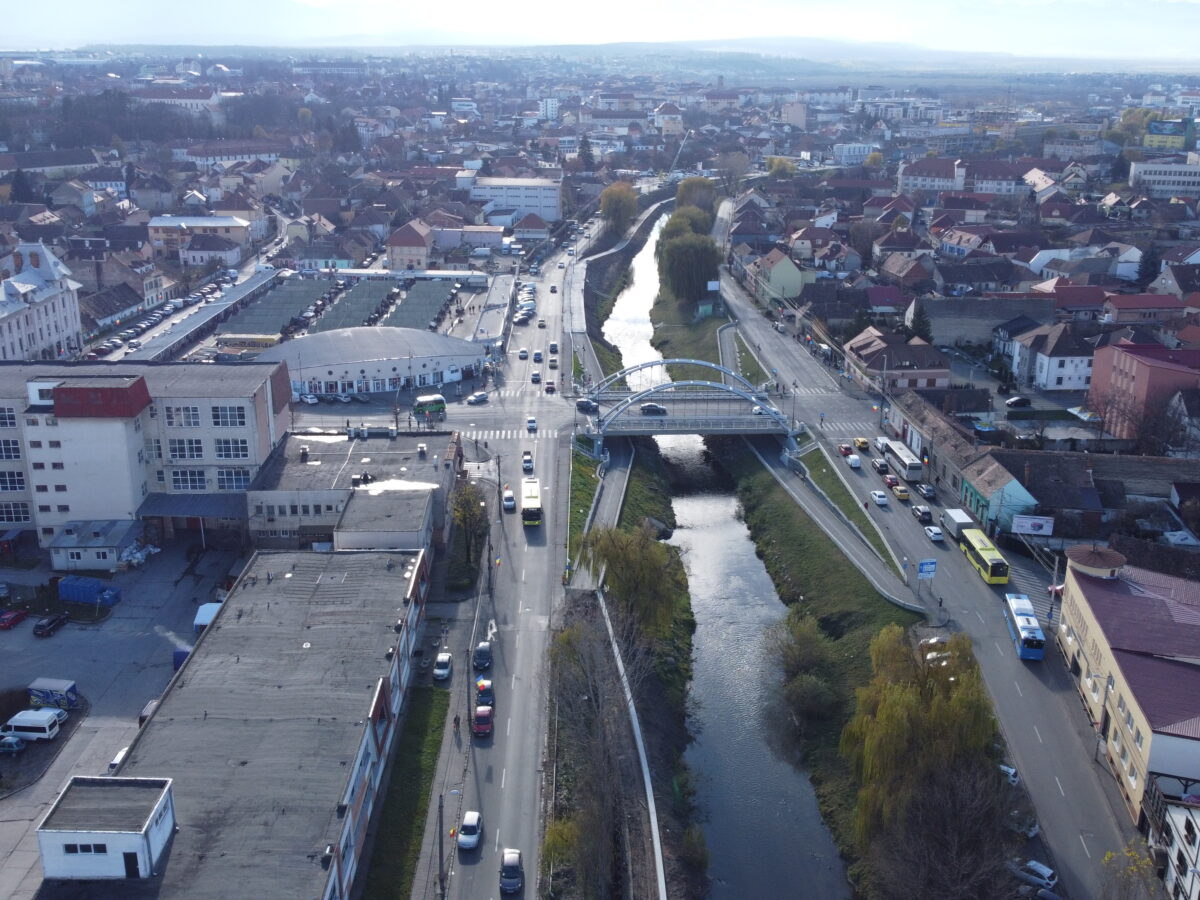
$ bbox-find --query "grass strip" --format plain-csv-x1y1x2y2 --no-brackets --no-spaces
799,446,893,568
568,449,601,561
734,333,768,385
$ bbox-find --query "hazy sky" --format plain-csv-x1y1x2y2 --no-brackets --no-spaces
6,0,1200,61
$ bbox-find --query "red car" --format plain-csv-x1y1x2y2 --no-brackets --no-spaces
0,608,27,629
882,474,900,488
471,705,494,738
837,443,853,456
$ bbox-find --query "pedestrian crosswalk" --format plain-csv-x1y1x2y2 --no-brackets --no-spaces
1005,556,1056,620
461,429,559,442
817,420,875,436
788,383,838,397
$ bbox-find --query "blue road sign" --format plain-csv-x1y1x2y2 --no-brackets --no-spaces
918,559,937,580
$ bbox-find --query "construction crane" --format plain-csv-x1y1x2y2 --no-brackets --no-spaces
667,129,693,182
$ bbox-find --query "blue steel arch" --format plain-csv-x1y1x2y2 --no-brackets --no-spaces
591,358,759,396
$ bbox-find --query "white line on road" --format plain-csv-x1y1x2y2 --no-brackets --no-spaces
501,768,506,790
506,718,511,737
1034,725,1043,744
511,673,516,690
1014,681,1023,697
1079,834,1092,858
975,610,985,624
521,568,526,582
1055,776,1065,797
995,641,1004,655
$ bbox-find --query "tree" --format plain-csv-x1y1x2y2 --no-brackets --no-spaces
1136,243,1160,289
9,169,35,204
658,232,721,304
450,482,488,565
335,123,361,153
767,157,797,178
578,133,595,171
581,523,682,634
599,181,638,237
657,206,711,247
675,176,716,216
1098,838,1160,900
297,107,314,130
864,151,884,168
909,301,933,343
713,150,750,193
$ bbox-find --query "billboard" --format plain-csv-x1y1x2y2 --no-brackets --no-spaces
1012,515,1054,536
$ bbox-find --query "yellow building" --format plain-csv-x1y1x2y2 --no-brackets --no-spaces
1056,545,1200,826
1143,119,1193,151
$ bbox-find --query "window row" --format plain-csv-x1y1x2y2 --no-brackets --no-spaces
146,438,249,460
166,468,251,491
255,503,336,517
164,405,247,428
63,844,107,855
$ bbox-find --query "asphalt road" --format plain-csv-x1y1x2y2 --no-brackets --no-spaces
713,211,1133,898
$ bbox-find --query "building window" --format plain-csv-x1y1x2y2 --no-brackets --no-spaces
35,485,47,493
31,462,44,470
64,844,78,854
28,440,41,449
57,504,69,512
68,550,82,561
1184,818,1196,846
54,484,66,492
38,504,49,512
171,469,206,491
1134,729,1143,749
168,438,204,460
215,438,249,459
217,467,250,490
211,405,246,427
51,462,63,470
165,406,200,427
0,502,30,522
48,440,60,448
0,440,19,460
146,439,162,460
0,408,14,428
0,471,24,491
25,417,38,426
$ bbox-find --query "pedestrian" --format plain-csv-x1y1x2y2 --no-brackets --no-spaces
864,500,869,511
453,714,460,733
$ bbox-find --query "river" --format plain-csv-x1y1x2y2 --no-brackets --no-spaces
602,219,849,897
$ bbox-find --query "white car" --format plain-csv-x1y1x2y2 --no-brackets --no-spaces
334,393,353,403
457,810,483,850
999,764,1020,786
526,417,537,432
299,393,319,405
924,525,944,541
1006,859,1057,891
466,391,488,405
502,489,516,511
432,652,452,681
869,490,889,506
557,261,565,268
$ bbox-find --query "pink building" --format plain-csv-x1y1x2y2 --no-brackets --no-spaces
1089,344,1200,438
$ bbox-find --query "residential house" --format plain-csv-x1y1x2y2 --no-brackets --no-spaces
213,193,270,242
934,258,1031,295
871,227,926,265
844,326,951,393
813,241,861,272
182,233,242,269
79,166,128,198
386,219,434,270
147,216,251,259
0,242,83,360
878,252,935,289
78,282,147,339
1102,293,1188,325
49,180,100,218
1089,344,1200,439
992,315,1045,360
1149,264,1200,300
512,213,550,242
128,172,175,213
788,226,839,261
747,249,809,304
1011,322,1096,391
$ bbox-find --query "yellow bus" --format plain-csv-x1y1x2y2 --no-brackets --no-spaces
958,528,1010,584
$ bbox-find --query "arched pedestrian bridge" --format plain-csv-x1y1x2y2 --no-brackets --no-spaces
579,358,807,450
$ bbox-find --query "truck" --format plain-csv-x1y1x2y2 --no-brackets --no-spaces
939,508,975,541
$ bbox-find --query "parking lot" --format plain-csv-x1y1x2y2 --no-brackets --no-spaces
0,542,243,900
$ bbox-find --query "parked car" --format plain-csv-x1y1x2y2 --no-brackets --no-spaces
33,612,69,636
999,764,1020,786
0,608,28,629
870,490,889,506
473,641,493,670
0,735,26,755
1006,859,1057,891
334,393,353,404
471,705,494,737
924,526,944,541
499,848,525,893
640,402,668,415
299,394,319,405
457,811,483,850
915,482,936,500
432,652,452,681
1006,396,1032,408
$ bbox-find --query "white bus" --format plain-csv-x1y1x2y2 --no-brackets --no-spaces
885,440,924,482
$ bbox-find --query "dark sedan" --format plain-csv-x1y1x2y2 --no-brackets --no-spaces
33,611,69,636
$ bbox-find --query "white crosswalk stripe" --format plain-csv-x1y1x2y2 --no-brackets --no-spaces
821,421,874,435
1005,558,1055,619
462,429,558,441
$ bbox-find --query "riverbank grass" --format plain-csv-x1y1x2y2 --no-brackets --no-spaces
568,449,601,562
734,334,768,386
718,448,919,885
649,288,724,369
798,444,893,568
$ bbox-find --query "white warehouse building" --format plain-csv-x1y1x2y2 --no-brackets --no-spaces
456,170,563,222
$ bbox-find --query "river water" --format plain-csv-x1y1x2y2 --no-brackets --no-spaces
602,219,849,897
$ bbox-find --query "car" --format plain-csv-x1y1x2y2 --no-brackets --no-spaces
0,608,28,629
751,405,773,415
640,402,668,415
544,381,556,394
526,417,537,432
870,490,889,506
522,451,534,473
915,482,936,500
513,314,531,325
549,357,558,369
432,652,452,680
473,641,493,670
549,285,557,293
837,443,853,456
538,318,546,328
0,735,26,755
334,393,353,404
502,488,516,511
1006,396,1032,408
476,679,495,707
298,393,319,405
518,348,529,360
558,261,566,269
892,484,910,501
846,453,861,468
457,810,484,850
882,473,900,488
1007,812,1041,840
576,398,599,414
471,705,494,737
852,437,870,451
533,350,543,363
33,611,69,636
567,248,576,256
499,848,525,893
924,525,944,541
466,391,489,405
999,764,1020,786
1006,859,1057,891
549,341,559,353
911,504,932,523
870,458,890,474
531,371,541,384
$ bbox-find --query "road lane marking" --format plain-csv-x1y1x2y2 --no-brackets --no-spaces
1055,776,1065,797
507,718,511,737
511,673,516,690
1014,682,1023,697
501,768,506,789
521,568,526,582
975,611,985,623
1034,725,1043,744
995,641,1004,655
1080,835,1092,858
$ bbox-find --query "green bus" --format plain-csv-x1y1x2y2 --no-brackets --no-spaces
413,394,447,416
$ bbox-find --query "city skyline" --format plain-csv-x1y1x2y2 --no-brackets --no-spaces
6,0,1200,64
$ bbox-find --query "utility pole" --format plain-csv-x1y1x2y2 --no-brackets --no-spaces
437,792,446,897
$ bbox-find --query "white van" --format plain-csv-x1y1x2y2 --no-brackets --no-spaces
0,708,62,741
107,746,129,775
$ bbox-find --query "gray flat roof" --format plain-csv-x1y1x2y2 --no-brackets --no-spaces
40,777,170,833
114,550,421,899
250,433,442,492
256,325,480,370
337,488,432,533
0,360,281,402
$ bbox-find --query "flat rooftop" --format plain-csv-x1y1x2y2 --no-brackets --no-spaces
250,432,447,492
40,777,171,833
99,550,421,899
338,488,432,533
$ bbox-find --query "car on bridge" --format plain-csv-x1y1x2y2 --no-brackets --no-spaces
576,399,599,414
640,402,668,415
